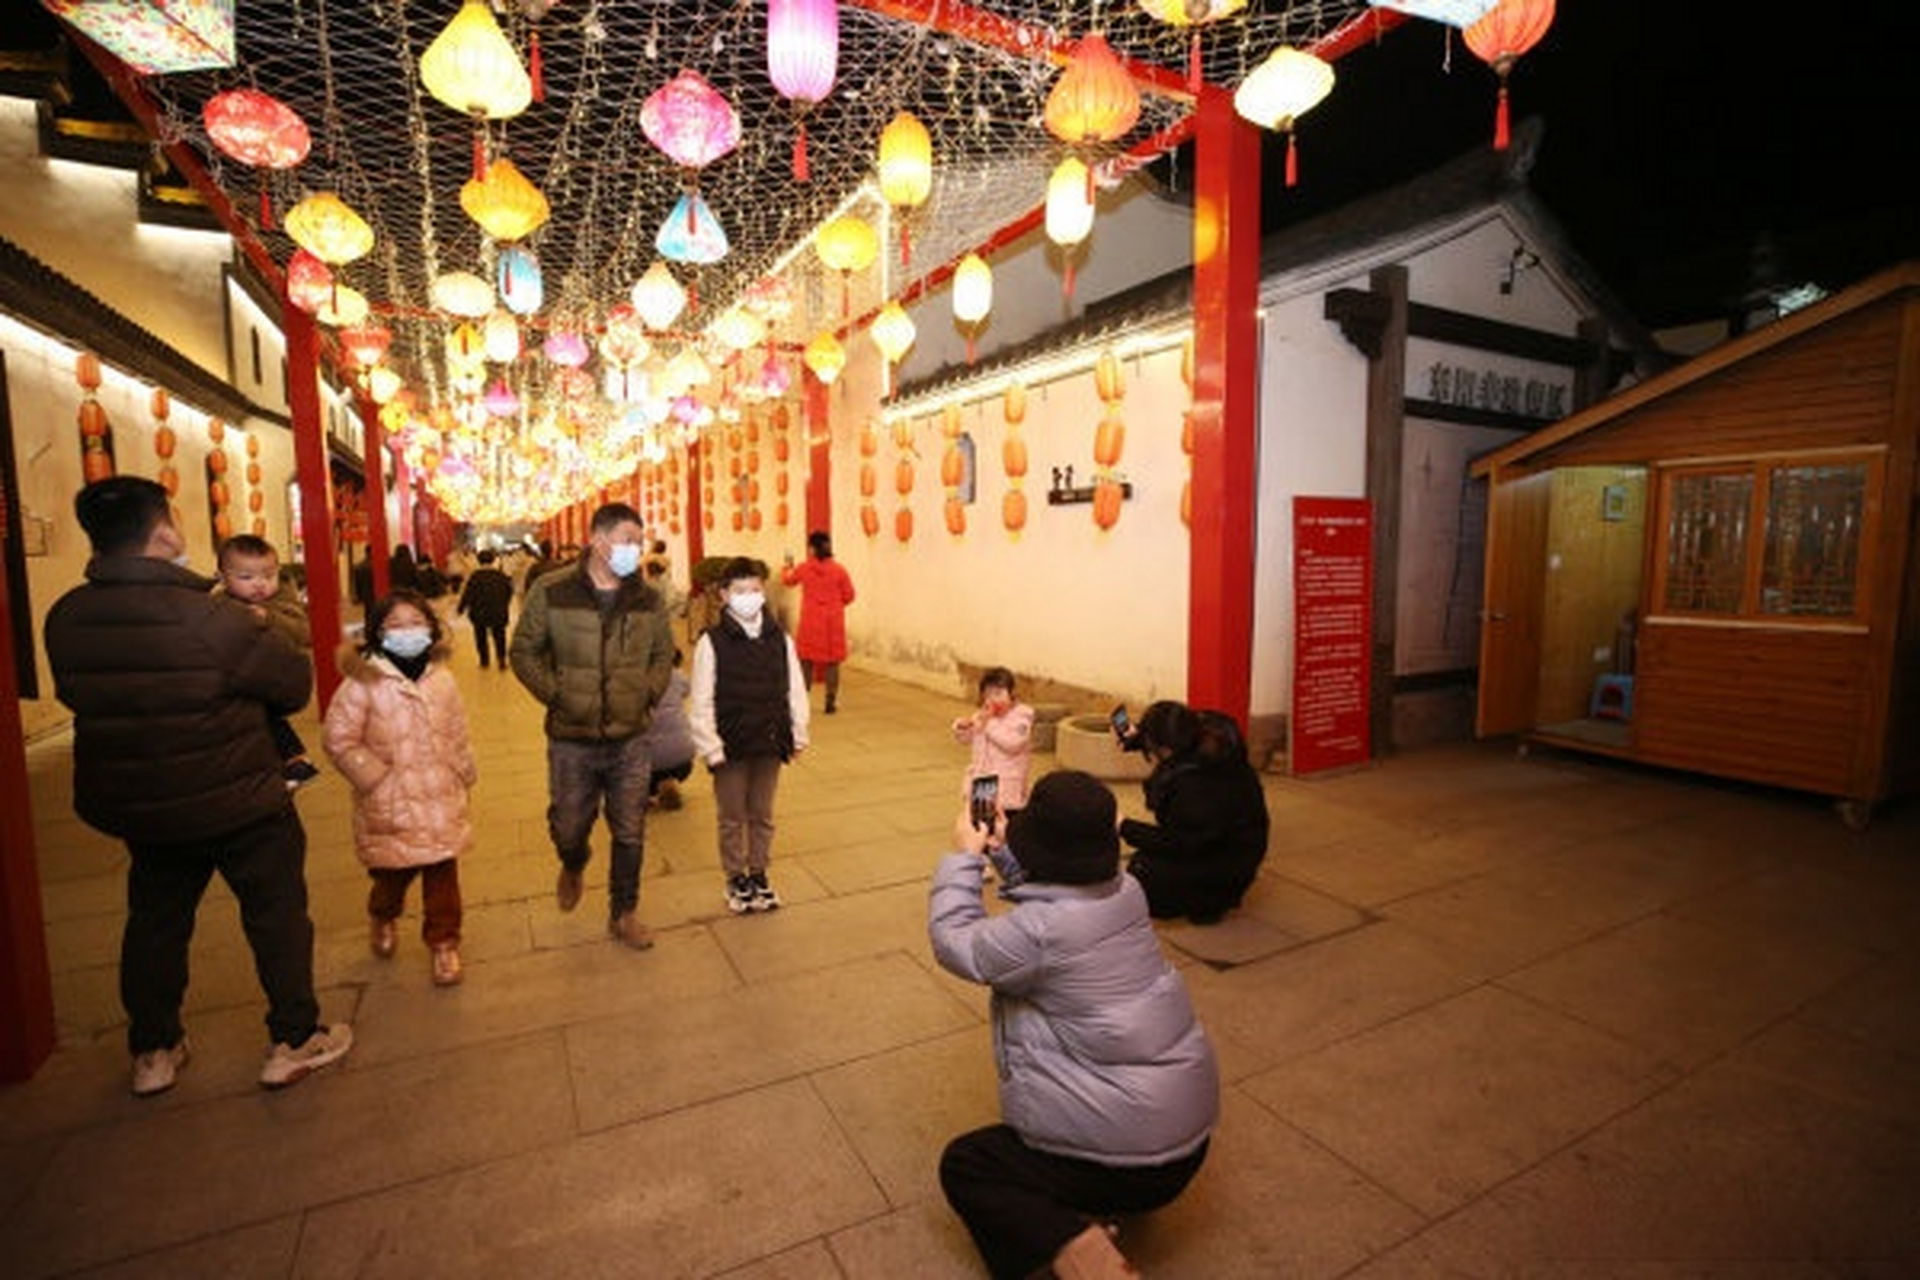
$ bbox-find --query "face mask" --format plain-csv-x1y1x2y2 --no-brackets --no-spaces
606,543,643,578
382,628,433,659
728,590,765,621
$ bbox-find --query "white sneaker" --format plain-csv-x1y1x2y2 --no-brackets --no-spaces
258,1023,354,1089
131,1039,189,1097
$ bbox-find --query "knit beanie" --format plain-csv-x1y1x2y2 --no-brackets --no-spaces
1006,770,1120,885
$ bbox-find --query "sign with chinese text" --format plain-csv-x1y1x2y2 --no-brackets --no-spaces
1291,497,1373,775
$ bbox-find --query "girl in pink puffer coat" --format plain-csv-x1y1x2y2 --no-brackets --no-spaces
323,590,477,986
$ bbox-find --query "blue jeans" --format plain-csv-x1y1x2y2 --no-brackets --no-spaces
546,735,652,916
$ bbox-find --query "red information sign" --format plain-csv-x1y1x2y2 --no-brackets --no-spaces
1291,497,1373,775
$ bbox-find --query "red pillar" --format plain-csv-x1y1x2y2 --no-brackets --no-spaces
686,437,706,566
804,376,832,539
0,524,55,1081
284,303,344,712
360,398,391,602
1186,84,1261,726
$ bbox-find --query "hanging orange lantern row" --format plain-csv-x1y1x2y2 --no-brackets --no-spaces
1003,381,1028,534
772,403,793,528
153,387,178,496
1091,348,1127,530
75,353,115,484
206,422,234,542
857,419,881,538
939,404,966,536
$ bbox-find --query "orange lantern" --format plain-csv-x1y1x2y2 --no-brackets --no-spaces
1003,432,1028,478
1463,0,1556,151
1002,488,1028,533
944,497,966,536
1094,414,1126,468
894,506,914,542
1044,34,1141,153
75,350,102,390
1093,478,1124,530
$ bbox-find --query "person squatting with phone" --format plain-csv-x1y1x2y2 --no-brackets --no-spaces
953,665,1036,817
929,769,1219,1279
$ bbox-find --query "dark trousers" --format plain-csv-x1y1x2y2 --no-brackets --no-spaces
123,809,319,1053
472,619,508,668
939,1124,1209,1280
367,859,462,947
547,735,652,916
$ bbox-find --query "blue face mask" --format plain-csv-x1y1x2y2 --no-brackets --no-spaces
607,543,643,578
382,628,433,660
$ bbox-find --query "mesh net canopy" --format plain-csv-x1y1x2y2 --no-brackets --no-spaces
118,0,1384,519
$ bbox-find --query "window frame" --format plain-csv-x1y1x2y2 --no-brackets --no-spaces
1648,447,1883,628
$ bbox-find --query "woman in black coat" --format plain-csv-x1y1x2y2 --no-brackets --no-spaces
1119,701,1271,924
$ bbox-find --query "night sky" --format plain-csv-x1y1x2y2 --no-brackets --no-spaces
1249,2,1920,326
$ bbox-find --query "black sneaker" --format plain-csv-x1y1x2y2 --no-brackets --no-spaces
748,871,781,912
284,758,322,790
725,874,755,915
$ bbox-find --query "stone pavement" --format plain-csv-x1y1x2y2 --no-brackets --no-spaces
4,620,1918,1278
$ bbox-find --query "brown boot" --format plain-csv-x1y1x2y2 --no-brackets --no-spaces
1050,1224,1138,1279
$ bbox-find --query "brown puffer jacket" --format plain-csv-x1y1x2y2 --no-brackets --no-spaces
44,555,312,843
322,647,477,868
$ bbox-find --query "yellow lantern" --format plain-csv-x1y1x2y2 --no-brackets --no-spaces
1233,46,1334,187
630,261,689,331
815,214,879,315
804,330,846,385
420,0,532,178
1045,157,1095,297
315,284,369,328
431,270,495,318
460,157,550,241
283,192,373,267
869,301,915,397
710,307,765,353
1136,0,1249,91
877,111,932,265
952,252,992,364
365,365,405,404
483,309,522,363
446,322,487,367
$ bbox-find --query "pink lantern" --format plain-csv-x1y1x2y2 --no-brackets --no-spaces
482,379,521,418
641,70,741,171
543,330,590,367
766,0,838,181
285,249,334,314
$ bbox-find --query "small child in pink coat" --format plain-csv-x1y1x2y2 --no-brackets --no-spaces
323,590,477,987
952,666,1036,814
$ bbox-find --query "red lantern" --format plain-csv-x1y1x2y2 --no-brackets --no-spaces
286,249,334,314
202,88,310,228
1463,0,1556,151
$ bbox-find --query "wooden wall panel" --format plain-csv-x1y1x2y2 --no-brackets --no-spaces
1634,622,1874,798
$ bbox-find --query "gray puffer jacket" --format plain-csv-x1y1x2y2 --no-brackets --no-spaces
928,853,1219,1166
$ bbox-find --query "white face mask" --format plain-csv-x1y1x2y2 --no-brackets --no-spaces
728,590,765,621
606,543,643,578
382,628,433,659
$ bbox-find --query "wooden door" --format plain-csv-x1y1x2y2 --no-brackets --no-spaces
1477,470,1551,736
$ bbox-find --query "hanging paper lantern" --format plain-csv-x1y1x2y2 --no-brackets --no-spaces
756,350,792,398
461,157,551,242
202,88,310,229
339,324,392,367
1463,0,1556,150
283,192,373,267
877,111,933,265
365,366,405,404
496,245,544,315
1044,34,1141,148
483,310,522,363
1136,0,1249,92
1046,158,1095,297
804,331,846,384
543,329,590,367
815,214,878,315
641,69,742,170
656,194,729,265
285,249,333,314
44,1,234,73
446,323,487,366
869,302,916,397
742,274,795,321
766,0,838,181
420,0,533,177
952,252,992,364
481,379,522,418
710,308,765,353
630,262,689,331
1233,46,1334,187
431,270,496,318
315,284,369,328
599,306,652,367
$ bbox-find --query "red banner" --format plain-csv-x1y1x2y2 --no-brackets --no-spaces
1291,497,1373,775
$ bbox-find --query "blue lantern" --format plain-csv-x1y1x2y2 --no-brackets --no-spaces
497,245,544,316
656,194,729,265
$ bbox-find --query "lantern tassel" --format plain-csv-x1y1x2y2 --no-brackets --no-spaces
793,118,810,183
1493,82,1511,151
258,178,272,232
1187,33,1202,96
1063,258,1076,300
1286,132,1299,188
966,332,976,366
530,29,545,104
901,222,911,268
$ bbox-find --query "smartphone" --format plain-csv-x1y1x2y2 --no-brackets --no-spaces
1110,705,1132,741
969,775,999,831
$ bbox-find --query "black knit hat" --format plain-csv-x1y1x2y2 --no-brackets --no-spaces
1007,770,1120,885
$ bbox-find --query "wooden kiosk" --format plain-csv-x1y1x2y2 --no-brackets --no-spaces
1471,263,1920,825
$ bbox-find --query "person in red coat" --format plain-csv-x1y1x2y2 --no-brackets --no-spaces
780,530,857,714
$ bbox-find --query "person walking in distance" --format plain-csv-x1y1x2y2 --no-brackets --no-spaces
455,547,515,669
780,529,855,713
44,477,352,1095
509,502,675,950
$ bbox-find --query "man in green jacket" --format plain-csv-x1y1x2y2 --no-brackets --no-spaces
509,502,675,949
44,477,352,1095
